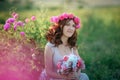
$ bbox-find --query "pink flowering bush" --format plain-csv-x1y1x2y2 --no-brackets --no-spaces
4,12,24,30
0,12,48,80
3,12,49,47
0,31,44,80
3,12,25,39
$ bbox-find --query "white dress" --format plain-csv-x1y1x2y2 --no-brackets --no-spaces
39,42,89,80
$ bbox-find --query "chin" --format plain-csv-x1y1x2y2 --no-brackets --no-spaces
64,33,73,38
66,34,73,38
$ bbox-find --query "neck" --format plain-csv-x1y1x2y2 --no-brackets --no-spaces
61,35,68,46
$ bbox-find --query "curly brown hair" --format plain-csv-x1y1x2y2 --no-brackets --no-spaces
45,18,77,48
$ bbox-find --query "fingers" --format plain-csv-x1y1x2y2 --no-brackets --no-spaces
64,68,72,72
63,68,72,74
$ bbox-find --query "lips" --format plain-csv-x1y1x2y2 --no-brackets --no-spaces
67,30,73,33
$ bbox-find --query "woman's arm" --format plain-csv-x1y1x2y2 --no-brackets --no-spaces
44,45,68,79
73,47,85,68
73,47,80,57
71,47,83,79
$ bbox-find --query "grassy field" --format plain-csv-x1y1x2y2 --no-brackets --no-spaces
0,7,120,80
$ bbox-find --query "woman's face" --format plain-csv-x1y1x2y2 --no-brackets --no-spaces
62,20,76,38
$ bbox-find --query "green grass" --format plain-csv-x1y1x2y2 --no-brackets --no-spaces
76,7,120,80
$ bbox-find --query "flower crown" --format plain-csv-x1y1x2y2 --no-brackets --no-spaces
50,13,80,29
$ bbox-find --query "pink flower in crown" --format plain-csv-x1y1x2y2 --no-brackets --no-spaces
59,15,64,20
68,13,74,18
50,16,59,23
76,24,80,29
74,17,80,24
62,13,68,19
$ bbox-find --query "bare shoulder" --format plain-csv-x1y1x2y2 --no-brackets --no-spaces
44,42,55,55
73,47,78,52
46,42,55,47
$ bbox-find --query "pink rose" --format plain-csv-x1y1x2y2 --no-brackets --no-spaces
20,32,25,36
25,18,30,23
59,15,65,20
31,16,36,21
77,59,85,69
74,17,80,24
76,24,80,29
4,23,11,31
62,13,68,19
68,13,74,18
63,56,69,61
6,18,15,24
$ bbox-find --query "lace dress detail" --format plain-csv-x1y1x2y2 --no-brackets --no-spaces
39,42,89,80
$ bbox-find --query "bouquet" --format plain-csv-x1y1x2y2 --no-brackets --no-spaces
57,54,85,75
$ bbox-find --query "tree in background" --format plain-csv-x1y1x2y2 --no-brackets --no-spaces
61,0,85,9
0,0,33,11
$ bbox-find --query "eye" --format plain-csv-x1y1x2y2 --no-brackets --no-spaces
72,24,76,27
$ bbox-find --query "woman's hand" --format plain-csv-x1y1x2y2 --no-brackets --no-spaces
69,71,79,80
62,71,79,80
60,68,75,79
67,69,81,80
61,68,81,80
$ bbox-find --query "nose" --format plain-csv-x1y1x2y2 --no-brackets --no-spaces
69,26,75,30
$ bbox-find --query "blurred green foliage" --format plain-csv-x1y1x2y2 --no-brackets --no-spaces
0,7,120,80
78,15,120,80
0,0,33,11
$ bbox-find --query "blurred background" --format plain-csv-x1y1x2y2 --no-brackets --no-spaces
0,0,120,80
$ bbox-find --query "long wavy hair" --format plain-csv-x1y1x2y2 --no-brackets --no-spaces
45,18,77,48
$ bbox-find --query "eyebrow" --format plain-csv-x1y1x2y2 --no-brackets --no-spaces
73,24,76,27
67,21,75,26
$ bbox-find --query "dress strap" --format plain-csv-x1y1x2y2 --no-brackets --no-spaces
72,48,74,54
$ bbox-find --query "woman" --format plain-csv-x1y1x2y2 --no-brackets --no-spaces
39,13,89,80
